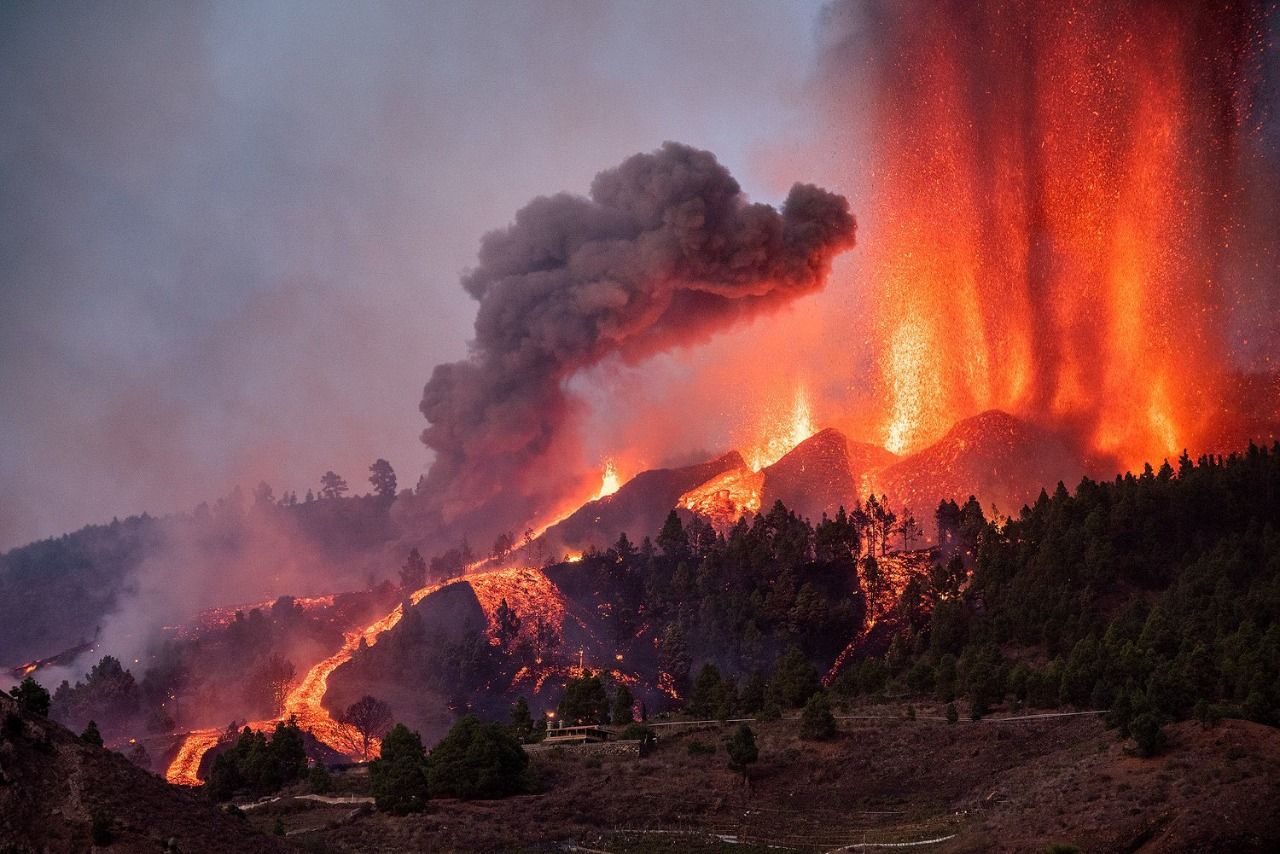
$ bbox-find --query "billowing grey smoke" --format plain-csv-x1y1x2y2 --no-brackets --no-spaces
418,142,855,538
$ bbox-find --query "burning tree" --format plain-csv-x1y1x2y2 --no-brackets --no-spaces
336,695,393,761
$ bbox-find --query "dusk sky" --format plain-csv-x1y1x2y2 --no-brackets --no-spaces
0,0,837,551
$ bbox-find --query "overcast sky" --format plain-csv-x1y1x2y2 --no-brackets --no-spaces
0,0,842,550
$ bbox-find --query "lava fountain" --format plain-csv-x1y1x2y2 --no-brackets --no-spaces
828,0,1271,467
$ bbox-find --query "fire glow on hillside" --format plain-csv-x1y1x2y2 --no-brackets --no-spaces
162,0,1279,791
848,0,1271,468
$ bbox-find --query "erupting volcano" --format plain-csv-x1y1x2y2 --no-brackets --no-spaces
109,2,1280,796
826,0,1277,468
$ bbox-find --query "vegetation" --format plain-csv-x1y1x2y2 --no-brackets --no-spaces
425,714,528,799
368,459,398,499
11,676,50,717
81,720,103,747
206,719,308,801
828,444,1280,751
52,656,139,736
557,671,611,725
799,692,837,741
400,547,428,590
725,724,758,778
370,723,430,814
337,694,394,760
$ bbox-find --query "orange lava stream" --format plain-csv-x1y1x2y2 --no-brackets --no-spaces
677,465,763,530
164,564,563,785
166,728,221,787
468,568,566,648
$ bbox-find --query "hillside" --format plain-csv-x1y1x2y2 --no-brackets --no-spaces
0,495,402,669
534,451,745,556
233,709,1280,853
0,690,288,853
872,410,1094,524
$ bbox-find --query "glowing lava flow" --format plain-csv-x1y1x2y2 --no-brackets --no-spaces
468,568,566,649
165,574,466,784
166,728,221,787
677,465,763,531
164,565,562,784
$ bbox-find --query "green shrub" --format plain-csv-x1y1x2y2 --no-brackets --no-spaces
799,692,837,741
308,764,333,794
426,714,528,799
12,677,51,717
687,738,715,756
725,724,758,779
1130,713,1167,757
370,724,429,814
619,723,655,745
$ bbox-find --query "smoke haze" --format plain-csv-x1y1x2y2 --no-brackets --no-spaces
0,0,829,553
418,143,854,540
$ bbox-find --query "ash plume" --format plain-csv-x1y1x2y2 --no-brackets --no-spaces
418,142,855,539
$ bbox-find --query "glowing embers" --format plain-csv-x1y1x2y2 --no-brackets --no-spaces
858,0,1254,468
884,317,944,456
745,387,816,472
677,465,763,530
467,568,567,652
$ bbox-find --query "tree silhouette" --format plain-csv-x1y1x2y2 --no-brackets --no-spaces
11,676,50,716
725,724,758,781
319,471,348,499
337,695,393,761
81,720,103,746
399,548,427,591
368,459,397,498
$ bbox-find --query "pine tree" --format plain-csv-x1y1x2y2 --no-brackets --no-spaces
799,692,837,740
510,697,534,742
81,720,103,746
11,676,50,716
369,723,429,814
725,724,758,780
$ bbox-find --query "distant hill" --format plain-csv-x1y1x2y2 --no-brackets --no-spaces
872,410,1093,522
0,495,403,667
760,427,861,522
0,689,288,852
534,451,745,556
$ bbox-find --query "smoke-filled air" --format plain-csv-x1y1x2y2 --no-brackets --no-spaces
4,3,1280,850
418,142,854,544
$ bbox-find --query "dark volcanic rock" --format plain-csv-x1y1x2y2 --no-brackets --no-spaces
760,428,860,522
874,410,1092,524
537,451,745,553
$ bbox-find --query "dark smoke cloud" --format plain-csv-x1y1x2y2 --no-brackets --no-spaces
418,142,854,537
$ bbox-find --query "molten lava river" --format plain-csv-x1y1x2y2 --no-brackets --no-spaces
166,565,565,785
